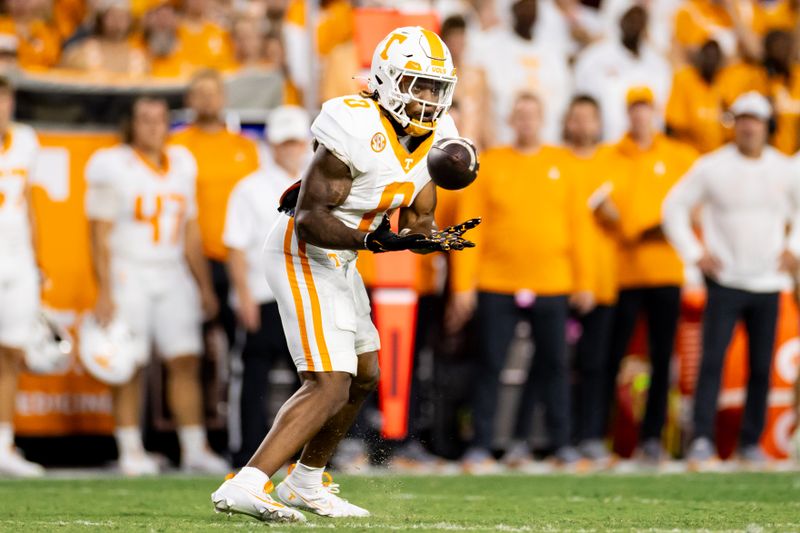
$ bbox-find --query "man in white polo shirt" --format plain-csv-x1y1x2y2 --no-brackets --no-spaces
223,105,311,466
662,92,800,470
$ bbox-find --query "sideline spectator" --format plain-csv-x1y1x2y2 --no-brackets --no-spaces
177,0,236,71
451,92,593,473
171,69,261,348
598,86,697,464
472,0,572,145
223,105,309,467
0,0,60,70
561,95,618,464
666,40,730,153
663,92,800,470
60,0,147,76
574,5,671,142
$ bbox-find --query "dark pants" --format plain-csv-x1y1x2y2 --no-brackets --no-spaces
575,304,615,442
606,286,681,442
472,292,570,450
210,259,237,348
693,279,779,448
234,302,295,466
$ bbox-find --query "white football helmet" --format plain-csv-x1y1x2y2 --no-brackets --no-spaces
368,26,457,136
78,315,148,385
24,311,73,375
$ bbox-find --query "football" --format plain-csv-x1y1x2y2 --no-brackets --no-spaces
426,137,480,190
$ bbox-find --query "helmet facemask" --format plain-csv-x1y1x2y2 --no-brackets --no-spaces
376,65,456,136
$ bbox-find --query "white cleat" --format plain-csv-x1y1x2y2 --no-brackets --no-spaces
0,448,45,478
211,478,306,523
275,473,370,518
182,448,229,475
119,451,161,477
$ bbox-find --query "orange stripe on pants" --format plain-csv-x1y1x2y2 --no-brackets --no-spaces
298,240,333,372
283,218,315,371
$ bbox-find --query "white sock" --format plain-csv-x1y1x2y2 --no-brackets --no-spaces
178,425,207,459
288,462,325,489
0,423,13,452
232,466,270,493
114,426,145,457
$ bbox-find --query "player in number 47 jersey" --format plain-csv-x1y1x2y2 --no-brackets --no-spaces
212,26,478,523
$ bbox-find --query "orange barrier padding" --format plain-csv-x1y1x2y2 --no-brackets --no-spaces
373,288,418,439
353,8,440,69
14,131,117,436
612,291,799,459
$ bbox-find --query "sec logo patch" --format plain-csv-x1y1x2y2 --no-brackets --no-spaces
371,133,386,153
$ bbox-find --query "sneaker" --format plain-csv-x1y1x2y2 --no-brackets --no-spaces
330,438,370,474
0,448,45,478
119,451,160,477
212,476,306,523
578,439,610,461
461,447,503,475
388,441,441,474
553,446,592,473
686,438,719,472
738,445,770,471
275,471,369,518
182,447,229,475
501,441,534,469
638,438,665,464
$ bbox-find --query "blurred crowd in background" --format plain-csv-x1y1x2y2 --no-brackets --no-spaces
1,0,800,478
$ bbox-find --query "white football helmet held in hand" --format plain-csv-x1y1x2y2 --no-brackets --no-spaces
368,26,457,136
78,315,148,385
24,310,73,375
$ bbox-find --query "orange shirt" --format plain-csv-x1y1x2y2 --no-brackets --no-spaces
285,0,354,56
763,0,798,30
170,126,260,261
562,146,620,305
53,0,86,40
610,134,697,289
176,20,235,71
667,66,726,153
0,17,60,70
451,145,594,296
674,0,765,50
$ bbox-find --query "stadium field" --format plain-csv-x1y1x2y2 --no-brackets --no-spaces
1,473,799,532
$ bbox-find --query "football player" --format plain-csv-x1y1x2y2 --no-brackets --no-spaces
85,95,227,476
0,76,45,478
212,26,477,522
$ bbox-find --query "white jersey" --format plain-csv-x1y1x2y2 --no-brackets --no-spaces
0,123,39,267
310,94,459,232
223,158,297,305
85,144,198,264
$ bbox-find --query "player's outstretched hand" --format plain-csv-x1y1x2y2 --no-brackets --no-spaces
425,217,482,251
365,215,430,253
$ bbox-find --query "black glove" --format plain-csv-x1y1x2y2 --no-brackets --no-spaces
364,215,429,253
424,218,482,251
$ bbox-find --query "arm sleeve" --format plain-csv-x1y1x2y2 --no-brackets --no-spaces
182,148,199,220
84,151,120,221
662,158,707,265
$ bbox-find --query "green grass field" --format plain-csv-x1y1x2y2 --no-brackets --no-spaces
0,473,799,532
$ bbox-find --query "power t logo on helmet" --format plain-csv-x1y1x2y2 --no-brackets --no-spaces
369,26,458,136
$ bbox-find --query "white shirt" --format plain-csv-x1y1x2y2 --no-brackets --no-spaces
85,144,198,265
0,124,39,268
223,159,297,305
662,144,800,293
469,27,572,145
573,38,672,142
